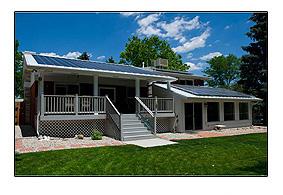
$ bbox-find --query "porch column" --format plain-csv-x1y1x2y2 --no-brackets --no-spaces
167,81,171,91
93,75,98,96
135,79,140,97
38,71,44,116
93,75,98,115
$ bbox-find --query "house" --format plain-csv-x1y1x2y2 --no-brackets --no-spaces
22,52,261,141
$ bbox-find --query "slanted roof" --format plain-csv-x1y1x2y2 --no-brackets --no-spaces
155,83,262,101
23,53,176,82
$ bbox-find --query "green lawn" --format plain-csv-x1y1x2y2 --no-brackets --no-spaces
15,133,267,176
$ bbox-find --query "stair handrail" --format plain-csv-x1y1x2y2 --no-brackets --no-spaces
105,95,120,116
135,96,156,135
135,97,154,117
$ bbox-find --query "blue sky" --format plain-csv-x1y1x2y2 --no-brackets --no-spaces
15,12,254,75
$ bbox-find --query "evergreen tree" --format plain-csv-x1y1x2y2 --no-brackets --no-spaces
106,56,116,63
238,13,267,125
119,36,188,71
77,52,90,60
15,40,23,98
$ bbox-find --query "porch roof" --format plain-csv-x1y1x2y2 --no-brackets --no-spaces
155,83,262,101
24,53,176,82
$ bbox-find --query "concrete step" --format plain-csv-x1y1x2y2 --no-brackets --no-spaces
123,120,142,125
123,130,152,136
123,134,155,141
123,126,147,131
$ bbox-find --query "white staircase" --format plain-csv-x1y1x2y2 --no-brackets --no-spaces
122,114,155,141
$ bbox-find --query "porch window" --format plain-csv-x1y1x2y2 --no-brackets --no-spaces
207,102,220,122
99,87,116,102
224,102,235,121
239,103,249,120
180,80,193,85
55,84,78,95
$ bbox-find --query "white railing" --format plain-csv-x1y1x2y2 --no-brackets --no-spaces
135,97,156,135
43,95,106,115
140,97,174,113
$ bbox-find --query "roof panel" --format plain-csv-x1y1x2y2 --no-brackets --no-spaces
172,84,254,98
31,54,164,77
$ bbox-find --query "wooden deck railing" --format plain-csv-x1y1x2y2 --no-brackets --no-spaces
42,95,106,115
139,97,174,113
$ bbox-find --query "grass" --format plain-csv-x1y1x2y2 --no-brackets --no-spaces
15,133,267,176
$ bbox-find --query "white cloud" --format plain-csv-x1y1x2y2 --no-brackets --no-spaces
120,12,139,17
137,13,160,27
224,25,232,30
63,51,82,59
199,52,222,60
39,51,83,59
185,62,206,71
97,55,106,60
186,53,193,58
208,44,212,47
172,27,211,53
214,40,220,43
39,52,60,57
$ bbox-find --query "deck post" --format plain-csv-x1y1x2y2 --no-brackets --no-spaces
75,94,79,115
120,114,124,141
41,93,44,116
94,75,98,114
135,79,140,97
154,96,157,135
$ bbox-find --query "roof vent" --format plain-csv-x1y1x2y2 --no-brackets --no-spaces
154,58,168,68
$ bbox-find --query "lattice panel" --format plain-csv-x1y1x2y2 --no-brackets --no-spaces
156,117,175,133
39,119,106,138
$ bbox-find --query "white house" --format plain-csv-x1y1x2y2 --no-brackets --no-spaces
22,52,261,141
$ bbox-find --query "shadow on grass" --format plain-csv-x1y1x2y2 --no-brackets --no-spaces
237,160,267,175
15,154,23,162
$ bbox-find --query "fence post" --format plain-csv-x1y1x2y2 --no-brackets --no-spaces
154,96,157,135
120,114,124,141
41,93,44,116
75,94,79,115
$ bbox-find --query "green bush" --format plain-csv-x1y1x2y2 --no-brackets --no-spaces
91,129,103,140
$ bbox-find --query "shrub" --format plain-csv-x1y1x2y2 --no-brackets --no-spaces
91,129,103,140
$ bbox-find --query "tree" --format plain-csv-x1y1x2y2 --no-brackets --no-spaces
202,54,242,89
77,52,90,60
15,40,23,98
238,13,267,125
119,36,188,71
106,56,116,63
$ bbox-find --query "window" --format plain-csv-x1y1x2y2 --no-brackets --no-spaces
55,84,79,95
224,102,235,121
207,102,220,122
239,103,249,120
99,87,116,102
180,80,193,85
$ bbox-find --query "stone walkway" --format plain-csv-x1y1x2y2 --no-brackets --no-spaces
15,126,123,153
157,126,267,140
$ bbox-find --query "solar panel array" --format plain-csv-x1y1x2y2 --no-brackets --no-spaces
172,84,253,98
32,54,164,77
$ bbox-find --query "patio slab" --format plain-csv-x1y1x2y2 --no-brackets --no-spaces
124,138,177,148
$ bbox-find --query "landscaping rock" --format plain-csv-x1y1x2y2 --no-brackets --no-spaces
62,138,68,141
242,127,248,130
75,135,84,139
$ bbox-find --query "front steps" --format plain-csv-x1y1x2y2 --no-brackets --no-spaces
122,114,155,141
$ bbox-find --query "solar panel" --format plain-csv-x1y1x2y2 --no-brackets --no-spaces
32,54,163,77
172,84,253,98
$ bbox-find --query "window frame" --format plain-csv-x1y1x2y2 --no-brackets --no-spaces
207,102,220,122
239,102,249,120
99,87,116,102
224,102,235,121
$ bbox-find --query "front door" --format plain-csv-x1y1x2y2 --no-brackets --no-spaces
185,103,203,130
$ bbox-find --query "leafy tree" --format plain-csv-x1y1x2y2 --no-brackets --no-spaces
238,13,267,125
77,52,90,60
202,54,242,89
119,36,188,71
15,40,23,98
106,56,116,63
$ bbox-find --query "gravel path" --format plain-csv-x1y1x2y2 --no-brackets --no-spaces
15,126,123,153
157,126,267,140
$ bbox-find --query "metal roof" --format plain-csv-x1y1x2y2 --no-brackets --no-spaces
154,83,261,101
23,53,176,81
